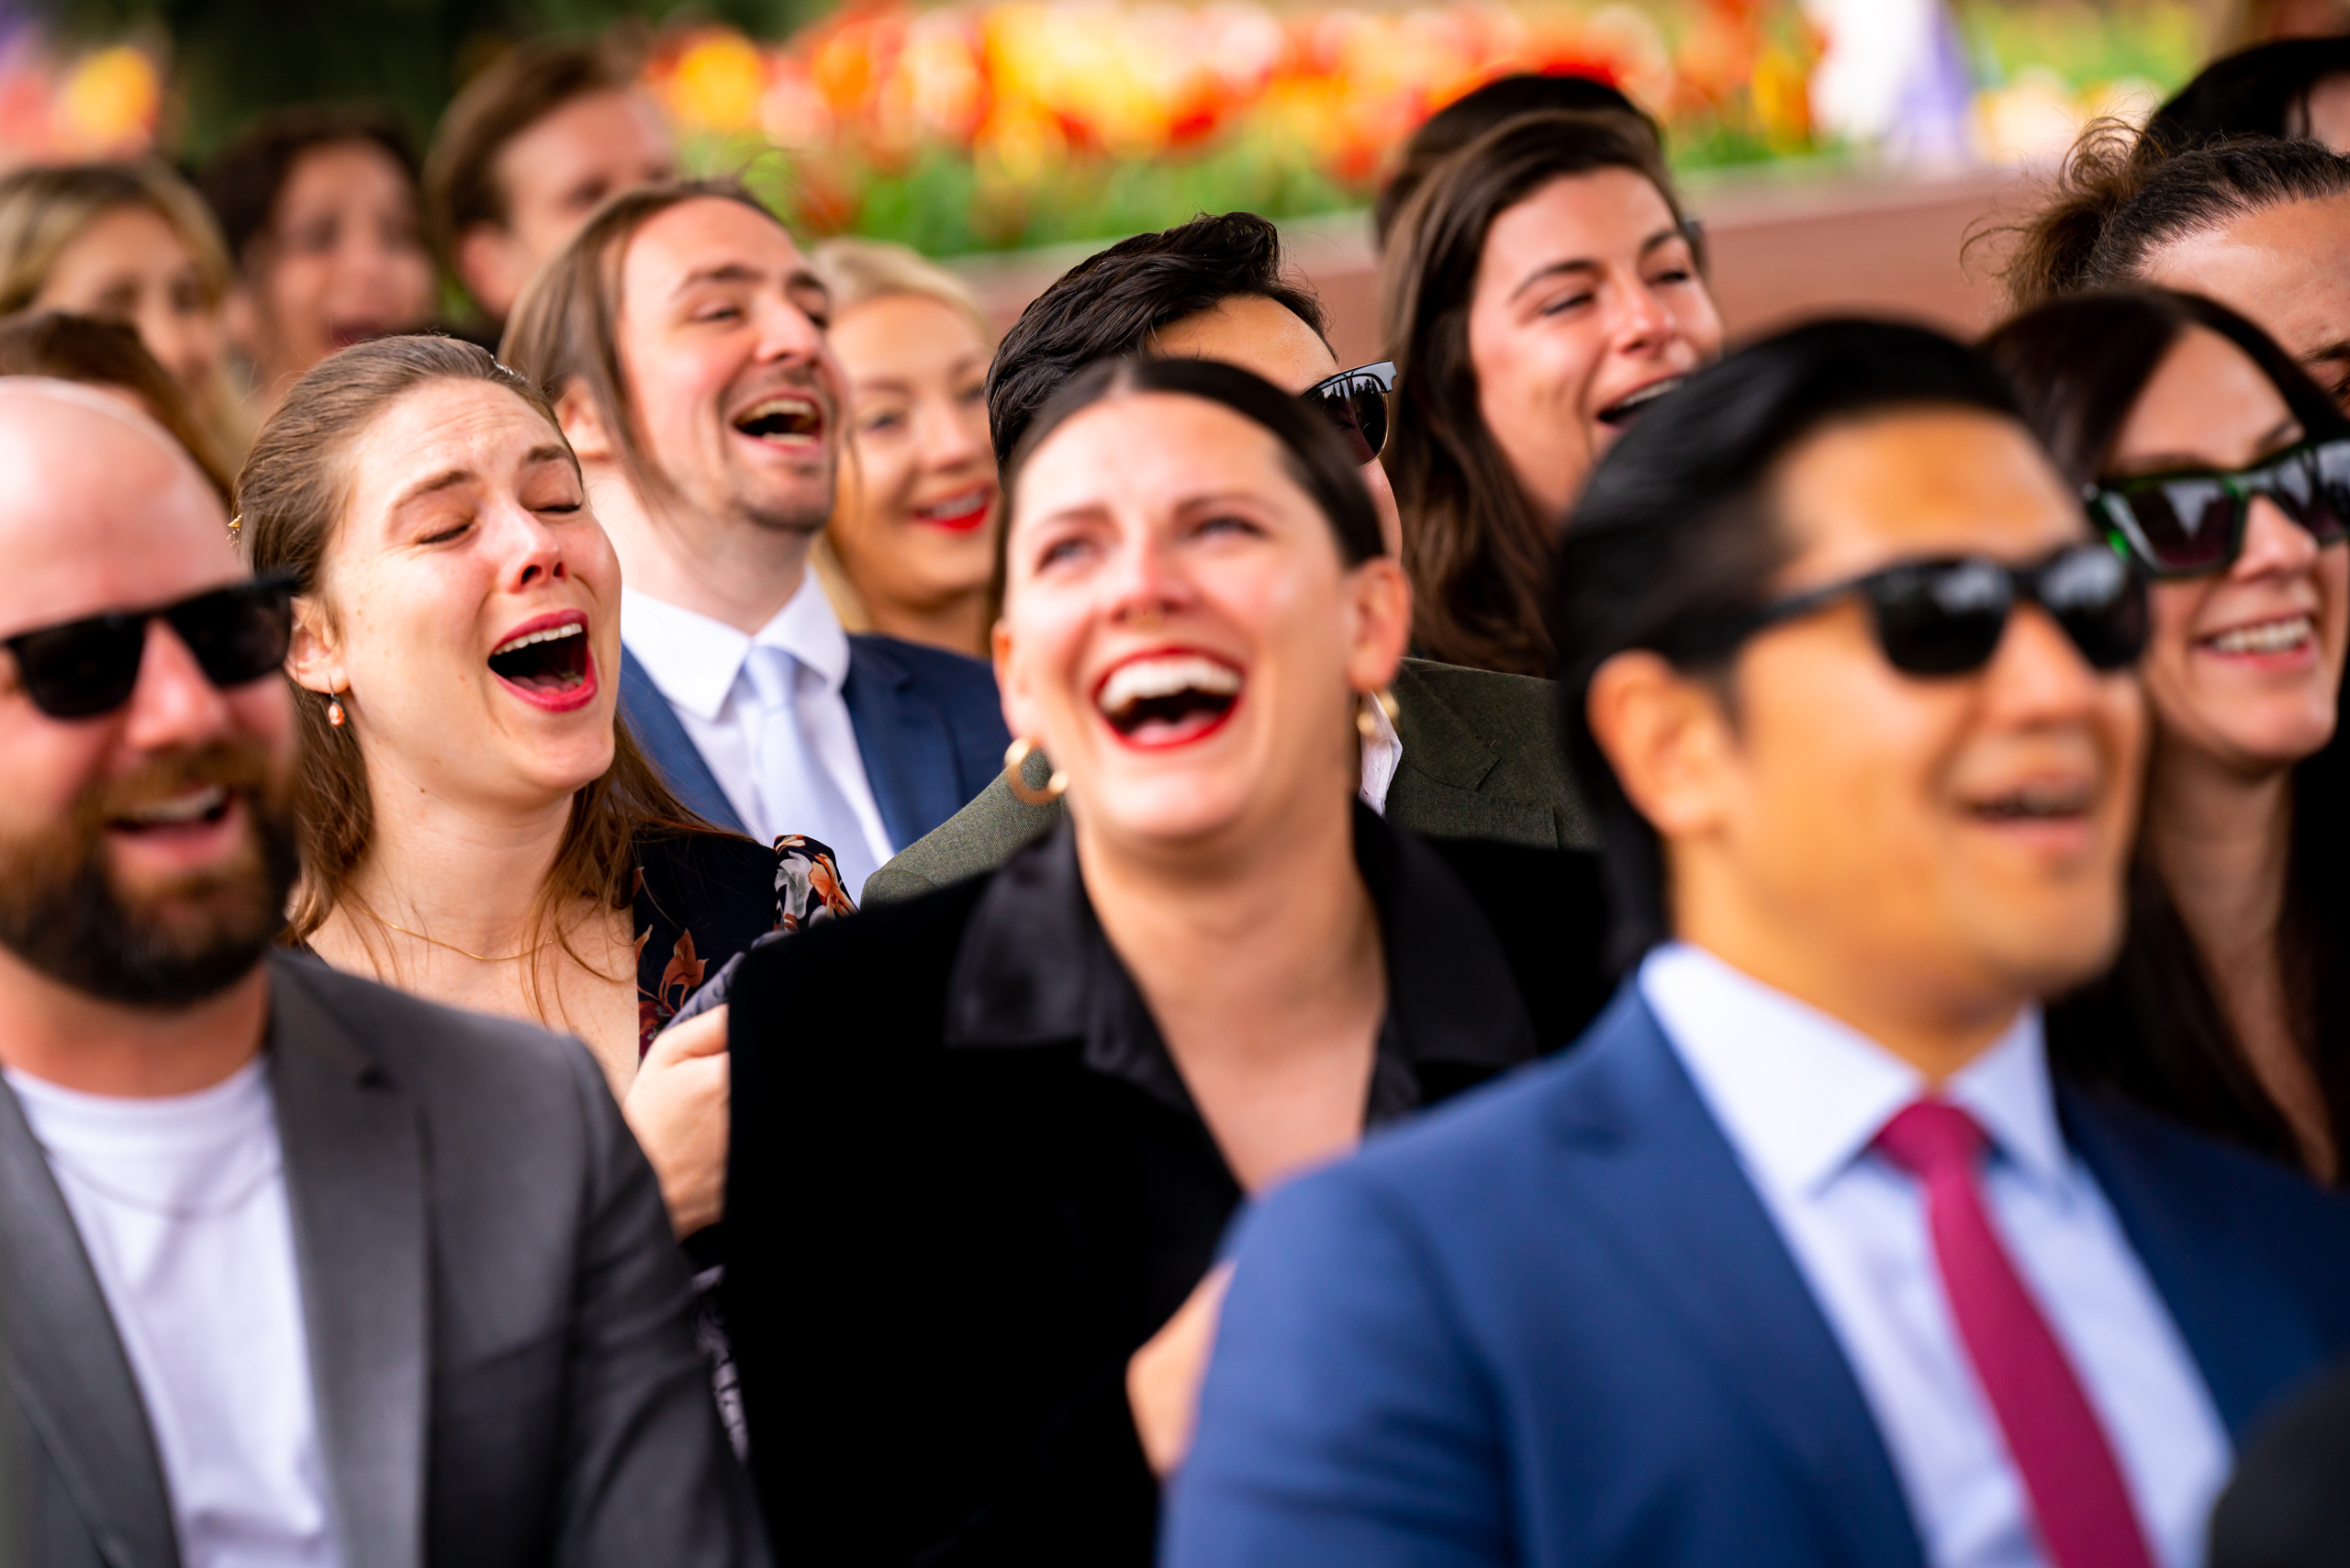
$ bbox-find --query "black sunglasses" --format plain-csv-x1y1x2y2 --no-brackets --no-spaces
2086,435,2350,578
1303,360,1393,465
2,570,298,720
1717,543,2147,678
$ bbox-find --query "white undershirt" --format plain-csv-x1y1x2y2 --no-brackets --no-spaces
7,1059,342,1568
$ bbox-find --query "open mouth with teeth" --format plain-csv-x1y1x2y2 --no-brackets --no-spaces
2200,614,2314,658
1095,653,1244,747
1963,779,2096,835
912,487,994,532
1595,377,1685,430
488,620,595,711
108,783,234,836
733,394,824,445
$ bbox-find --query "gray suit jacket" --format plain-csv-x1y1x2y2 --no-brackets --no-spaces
0,953,768,1568
863,657,1593,903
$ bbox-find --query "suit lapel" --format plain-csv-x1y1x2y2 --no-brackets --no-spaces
619,647,747,835
267,958,428,1568
2062,1090,2328,1436
844,636,959,850
0,1077,181,1568
1549,991,1927,1568
1385,662,1555,844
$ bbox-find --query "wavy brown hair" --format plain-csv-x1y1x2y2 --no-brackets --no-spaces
1380,109,1695,677
238,334,710,1008
1990,118,2350,314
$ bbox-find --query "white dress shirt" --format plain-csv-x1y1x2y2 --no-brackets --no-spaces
8,1060,342,1568
1358,690,1402,815
1638,943,2230,1568
622,575,896,894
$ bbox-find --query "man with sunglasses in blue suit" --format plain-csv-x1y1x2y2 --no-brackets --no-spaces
1167,320,2350,1568
0,381,765,1568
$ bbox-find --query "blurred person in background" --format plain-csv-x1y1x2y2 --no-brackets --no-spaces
240,335,850,1247
1987,288,2350,1183
0,311,234,504
1168,319,2350,1568
806,237,999,656
0,376,766,1568
867,209,1593,907
0,160,248,461
200,106,437,417
1381,109,1724,676
724,356,1575,1565
502,181,1007,900
2003,128,2350,409
425,30,677,332
2144,34,2350,154
1372,72,1660,250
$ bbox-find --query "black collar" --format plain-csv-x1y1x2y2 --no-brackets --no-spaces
942,803,1536,1126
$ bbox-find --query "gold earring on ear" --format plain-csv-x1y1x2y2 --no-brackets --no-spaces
1003,736,1069,805
327,693,347,728
1355,687,1399,739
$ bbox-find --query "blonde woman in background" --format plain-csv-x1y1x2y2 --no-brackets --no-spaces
808,237,999,657
0,161,249,462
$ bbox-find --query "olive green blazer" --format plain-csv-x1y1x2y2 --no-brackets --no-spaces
862,657,1593,904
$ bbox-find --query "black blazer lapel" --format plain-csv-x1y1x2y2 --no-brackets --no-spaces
1386,661,1557,845
0,1078,180,1568
618,647,748,835
268,957,428,1568
1548,991,1927,1568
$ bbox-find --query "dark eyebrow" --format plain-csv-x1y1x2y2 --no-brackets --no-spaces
2303,339,2350,364
671,263,765,297
389,468,473,510
1507,227,1688,305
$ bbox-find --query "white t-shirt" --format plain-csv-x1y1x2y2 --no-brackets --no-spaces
7,1059,342,1568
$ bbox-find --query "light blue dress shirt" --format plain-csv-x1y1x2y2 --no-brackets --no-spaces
1639,943,2231,1568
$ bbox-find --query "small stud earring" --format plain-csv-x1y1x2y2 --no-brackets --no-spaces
327,696,346,728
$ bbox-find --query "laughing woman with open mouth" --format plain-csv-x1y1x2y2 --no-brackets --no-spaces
236,336,852,1285
719,356,1583,1565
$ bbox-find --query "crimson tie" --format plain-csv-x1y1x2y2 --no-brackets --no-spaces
1874,1100,2156,1568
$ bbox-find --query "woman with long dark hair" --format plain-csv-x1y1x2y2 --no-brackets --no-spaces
1986,287,2350,1179
1380,108,1722,675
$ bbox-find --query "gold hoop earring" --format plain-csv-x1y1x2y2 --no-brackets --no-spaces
327,694,347,728
1003,737,1069,806
1354,686,1399,739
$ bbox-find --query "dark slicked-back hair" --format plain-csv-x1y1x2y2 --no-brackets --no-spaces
1553,318,2029,969
1374,73,1659,246
984,211,1326,468
2145,36,2350,155
199,105,422,267
1998,122,2350,311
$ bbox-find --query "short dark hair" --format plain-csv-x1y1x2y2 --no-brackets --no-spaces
424,33,645,263
996,355,1382,606
1983,286,2349,488
1998,123,2350,310
199,105,422,267
1383,108,1695,677
985,211,1326,468
1552,319,2029,969
2146,36,2350,154
1374,73,1659,246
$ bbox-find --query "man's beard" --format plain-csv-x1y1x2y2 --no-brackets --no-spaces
0,743,300,1009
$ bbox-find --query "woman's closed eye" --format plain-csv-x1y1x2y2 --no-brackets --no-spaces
1191,510,1268,543
415,516,474,547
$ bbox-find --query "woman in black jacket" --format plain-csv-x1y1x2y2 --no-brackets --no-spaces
722,356,1606,1563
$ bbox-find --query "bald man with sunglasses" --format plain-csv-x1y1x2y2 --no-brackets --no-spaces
0,381,763,1568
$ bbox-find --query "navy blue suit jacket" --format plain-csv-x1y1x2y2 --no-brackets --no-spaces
619,636,1008,850
1166,986,2350,1568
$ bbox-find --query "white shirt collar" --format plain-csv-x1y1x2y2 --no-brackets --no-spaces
1639,942,2067,1201
621,571,849,722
